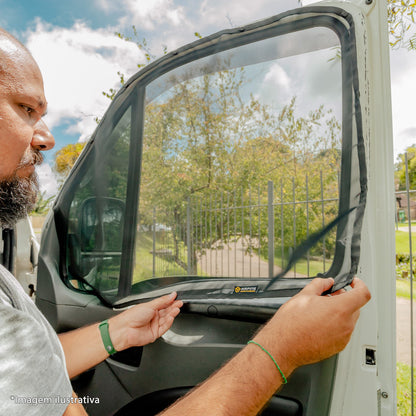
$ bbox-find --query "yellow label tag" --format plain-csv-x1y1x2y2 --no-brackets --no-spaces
234,286,258,294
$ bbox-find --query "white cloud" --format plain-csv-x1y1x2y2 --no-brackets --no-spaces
264,63,291,91
17,1,416,164
199,0,298,27
36,163,58,198
25,20,145,141
390,47,416,157
123,0,184,28
95,0,186,31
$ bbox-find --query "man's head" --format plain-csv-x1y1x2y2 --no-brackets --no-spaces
0,29,54,227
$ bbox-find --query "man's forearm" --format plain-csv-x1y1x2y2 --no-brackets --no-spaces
59,294,182,379
160,342,292,416
62,392,89,416
59,323,109,379
160,278,370,416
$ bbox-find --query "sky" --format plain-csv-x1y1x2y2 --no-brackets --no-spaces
1,0,415,196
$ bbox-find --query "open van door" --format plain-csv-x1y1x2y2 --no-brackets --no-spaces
1,217,39,297
36,1,395,414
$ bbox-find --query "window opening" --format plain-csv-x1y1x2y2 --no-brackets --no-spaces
132,24,347,293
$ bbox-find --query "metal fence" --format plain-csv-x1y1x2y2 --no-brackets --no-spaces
395,153,415,415
136,172,339,280
136,153,416,413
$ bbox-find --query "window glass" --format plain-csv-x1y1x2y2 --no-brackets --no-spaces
132,26,343,291
66,107,131,297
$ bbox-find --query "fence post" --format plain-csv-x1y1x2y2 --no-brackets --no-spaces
405,152,414,415
187,197,192,275
152,207,156,277
268,181,274,279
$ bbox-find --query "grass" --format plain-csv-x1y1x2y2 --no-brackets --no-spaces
394,230,416,413
397,279,416,300
396,230,416,253
132,232,188,284
273,254,328,277
397,362,415,415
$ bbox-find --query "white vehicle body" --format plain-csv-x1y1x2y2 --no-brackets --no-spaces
1,0,396,414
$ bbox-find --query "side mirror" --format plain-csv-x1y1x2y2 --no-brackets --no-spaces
79,197,125,253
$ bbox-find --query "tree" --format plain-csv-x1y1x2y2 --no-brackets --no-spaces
388,0,416,50
395,145,416,190
137,65,342,267
54,143,86,183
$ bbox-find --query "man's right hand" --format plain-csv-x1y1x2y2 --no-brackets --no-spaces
254,277,371,377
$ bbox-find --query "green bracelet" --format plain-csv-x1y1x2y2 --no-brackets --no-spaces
247,340,287,384
99,320,117,355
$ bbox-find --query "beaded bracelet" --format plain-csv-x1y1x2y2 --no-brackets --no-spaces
247,340,287,384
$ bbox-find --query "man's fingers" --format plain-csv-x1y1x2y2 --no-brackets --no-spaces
148,292,179,310
301,277,334,296
331,278,371,311
331,288,346,296
158,302,183,319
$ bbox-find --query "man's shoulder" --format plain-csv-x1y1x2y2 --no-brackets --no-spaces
0,264,32,309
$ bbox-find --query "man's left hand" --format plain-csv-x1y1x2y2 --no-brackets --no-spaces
108,292,183,352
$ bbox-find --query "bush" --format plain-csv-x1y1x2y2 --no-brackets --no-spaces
396,253,416,279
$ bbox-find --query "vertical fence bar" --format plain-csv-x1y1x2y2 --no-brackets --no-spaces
258,186,261,278
320,171,326,271
405,152,414,415
249,187,252,278
187,197,192,275
152,207,156,277
242,188,245,277
227,193,230,278
205,199,208,275
210,195,213,276
215,193,218,276
280,180,284,269
200,198,203,276
268,181,274,279
221,192,224,276
292,177,296,276
234,190,237,278
306,174,310,277
214,193,219,276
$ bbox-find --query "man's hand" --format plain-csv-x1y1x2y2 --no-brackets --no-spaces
108,292,183,351
160,277,370,416
254,277,371,377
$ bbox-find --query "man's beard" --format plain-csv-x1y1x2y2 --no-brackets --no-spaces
0,151,42,228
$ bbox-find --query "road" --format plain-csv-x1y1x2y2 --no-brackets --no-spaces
397,297,416,366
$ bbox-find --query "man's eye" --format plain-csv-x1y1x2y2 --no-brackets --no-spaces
21,105,34,115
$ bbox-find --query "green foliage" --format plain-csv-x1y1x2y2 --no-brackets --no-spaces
395,145,416,190
397,362,414,415
396,278,416,299
395,231,416,280
388,0,416,50
31,191,55,215
103,27,184,101
54,142,86,184
138,65,341,272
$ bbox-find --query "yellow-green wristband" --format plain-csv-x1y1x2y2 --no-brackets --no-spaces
247,340,287,384
99,320,117,355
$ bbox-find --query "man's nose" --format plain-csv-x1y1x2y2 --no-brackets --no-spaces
31,119,55,151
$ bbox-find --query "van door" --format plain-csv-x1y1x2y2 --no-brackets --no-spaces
1,217,39,297
36,1,395,415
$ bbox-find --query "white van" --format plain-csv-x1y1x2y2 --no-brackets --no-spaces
1,0,396,414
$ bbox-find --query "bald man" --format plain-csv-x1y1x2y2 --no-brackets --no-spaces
0,29,371,416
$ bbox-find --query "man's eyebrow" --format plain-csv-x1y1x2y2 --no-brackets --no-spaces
36,98,48,116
